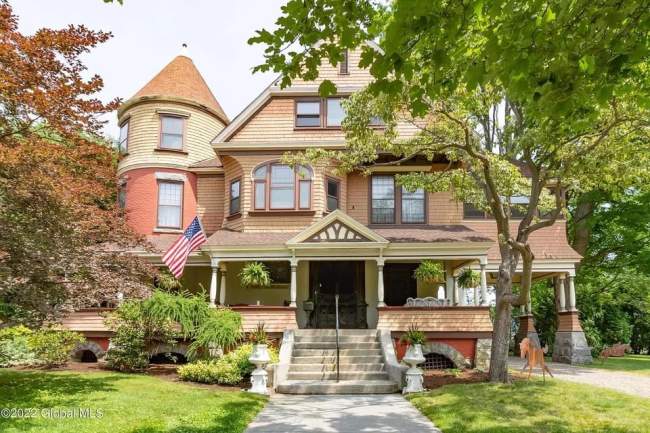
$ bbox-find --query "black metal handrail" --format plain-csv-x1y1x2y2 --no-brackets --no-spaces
334,293,340,382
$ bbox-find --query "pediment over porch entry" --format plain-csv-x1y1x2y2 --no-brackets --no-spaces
286,210,388,247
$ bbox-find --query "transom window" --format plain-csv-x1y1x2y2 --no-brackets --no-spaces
371,175,426,224
118,120,129,154
229,179,241,215
160,115,184,150
253,163,312,211
326,177,340,212
157,181,183,228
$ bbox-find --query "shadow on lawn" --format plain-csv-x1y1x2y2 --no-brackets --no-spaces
128,394,266,433
0,370,126,408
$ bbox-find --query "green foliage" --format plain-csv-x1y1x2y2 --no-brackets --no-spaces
142,290,210,339
0,325,36,367
105,299,178,372
413,260,444,283
187,307,243,360
457,268,480,289
155,270,183,292
178,343,279,386
248,322,268,345
400,324,426,345
27,328,84,367
239,262,272,288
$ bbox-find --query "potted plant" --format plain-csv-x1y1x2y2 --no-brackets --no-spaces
400,324,426,393
247,322,271,395
413,260,445,284
239,262,272,288
457,268,480,288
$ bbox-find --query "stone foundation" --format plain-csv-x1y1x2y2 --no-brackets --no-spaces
553,331,593,364
474,338,491,371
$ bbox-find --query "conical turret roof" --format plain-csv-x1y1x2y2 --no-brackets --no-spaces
128,54,228,123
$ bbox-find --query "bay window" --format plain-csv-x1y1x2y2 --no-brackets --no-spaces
253,163,312,211
118,120,129,154
401,187,425,223
157,181,183,228
371,175,396,224
371,175,426,224
229,179,241,215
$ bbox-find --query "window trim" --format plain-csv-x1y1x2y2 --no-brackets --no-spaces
118,119,130,154
325,176,341,212
229,178,241,216
252,162,313,212
156,180,184,230
369,174,428,225
158,114,186,151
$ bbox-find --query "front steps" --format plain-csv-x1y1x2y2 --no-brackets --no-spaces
277,329,399,394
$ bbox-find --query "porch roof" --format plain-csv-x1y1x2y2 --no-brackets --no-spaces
374,225,493,244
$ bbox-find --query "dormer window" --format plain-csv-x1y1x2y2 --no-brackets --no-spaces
253,163,312,210
159,115,184,150
339,49,349,75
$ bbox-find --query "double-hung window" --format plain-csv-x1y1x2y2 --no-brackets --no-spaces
295,101,321,127
157,181,183,228
326,177,340,212
230,179,241,215
339,49,349,75
371,175,426,224
160,115,184,150
118,120,129,154
253,163,312,210
326,98,345,127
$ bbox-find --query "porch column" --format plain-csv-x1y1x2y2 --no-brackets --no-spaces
445,262,455,305
289,258,298,307
480,263,488,306
458,278,466,306
556,275,566,312
219,263,227,306
568,275,577,311
209,260,219,307
377,258,386,307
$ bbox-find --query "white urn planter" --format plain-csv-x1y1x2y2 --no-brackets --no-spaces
248,343,271,395
402,343,426,394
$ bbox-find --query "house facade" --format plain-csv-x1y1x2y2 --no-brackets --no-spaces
63,45,592,383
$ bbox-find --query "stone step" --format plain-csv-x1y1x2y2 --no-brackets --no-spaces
294,335,379,343
277,379,399,395
289,363,385,372
293,329,377,337
293,348,383,357
287,371,389,381
290,355,384,364
293,341,381,350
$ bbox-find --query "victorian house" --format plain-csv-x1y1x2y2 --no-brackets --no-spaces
62,44,592,393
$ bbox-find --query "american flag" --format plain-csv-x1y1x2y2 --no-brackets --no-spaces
162,217,207,278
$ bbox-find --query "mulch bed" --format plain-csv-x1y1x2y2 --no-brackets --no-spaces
423,369,489,389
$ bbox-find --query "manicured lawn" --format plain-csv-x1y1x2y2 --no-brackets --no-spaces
0,369,266,433
408,378,650,433
585,354,650,376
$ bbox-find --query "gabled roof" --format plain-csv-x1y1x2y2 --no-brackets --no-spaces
212,40,382,144
287,210,389,247
122,55,228,124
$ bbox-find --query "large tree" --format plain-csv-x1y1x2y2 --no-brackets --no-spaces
0,1,153,324
250,0,650,381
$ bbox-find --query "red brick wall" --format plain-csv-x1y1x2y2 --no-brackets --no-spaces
121,167,197,236
394,338,476,363
87,337,110,351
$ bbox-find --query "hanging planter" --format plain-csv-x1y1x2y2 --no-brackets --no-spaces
239,262,272,288
413,260,445,284
457,268,481,288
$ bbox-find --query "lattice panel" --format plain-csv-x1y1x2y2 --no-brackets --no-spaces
418,352,455,370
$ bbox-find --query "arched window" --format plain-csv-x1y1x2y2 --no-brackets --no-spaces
253,163,312,210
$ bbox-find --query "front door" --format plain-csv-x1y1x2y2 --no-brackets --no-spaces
308,261,367,329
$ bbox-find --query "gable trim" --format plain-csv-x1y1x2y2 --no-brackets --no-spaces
286,209,388,246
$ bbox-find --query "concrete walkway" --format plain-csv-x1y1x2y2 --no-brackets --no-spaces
245,394,441,433
509,356,650,398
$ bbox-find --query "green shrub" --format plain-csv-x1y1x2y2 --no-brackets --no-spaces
178,343,279,385
400,324,426,345
187,307,243,359
0,325,37,367
28,328,85,367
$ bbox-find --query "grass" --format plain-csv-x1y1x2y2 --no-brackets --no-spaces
408,378,650,433
585,354,650,376
0,369,266,433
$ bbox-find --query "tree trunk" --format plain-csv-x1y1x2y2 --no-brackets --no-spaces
489,251,516,383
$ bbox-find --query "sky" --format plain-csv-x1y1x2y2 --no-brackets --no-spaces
13,0,286,138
